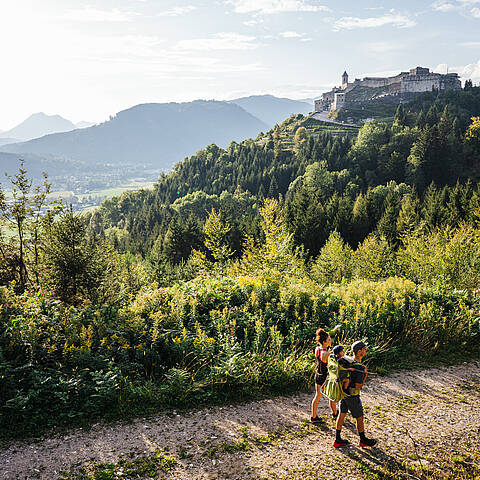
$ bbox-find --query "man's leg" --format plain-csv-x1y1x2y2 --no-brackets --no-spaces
336,412,347,431
348,395,377,447
355,415,375,446
355,416,365,434
333,408,349,448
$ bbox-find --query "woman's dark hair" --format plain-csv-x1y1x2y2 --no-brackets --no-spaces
316,328,329,345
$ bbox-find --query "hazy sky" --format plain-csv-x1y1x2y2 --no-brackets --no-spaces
1,0,479,129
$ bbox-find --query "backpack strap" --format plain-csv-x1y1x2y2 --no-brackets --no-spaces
347,361,365,396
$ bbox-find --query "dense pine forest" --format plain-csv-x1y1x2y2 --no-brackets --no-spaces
1,86,480,440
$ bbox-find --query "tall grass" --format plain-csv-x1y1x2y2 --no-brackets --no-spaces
0,201,479,439
1,273,478,439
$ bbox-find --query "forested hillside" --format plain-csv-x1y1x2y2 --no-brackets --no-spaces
0,85,479,441
95,86,480,261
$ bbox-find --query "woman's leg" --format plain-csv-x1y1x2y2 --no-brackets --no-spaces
330,399,337,416
311,383,322,418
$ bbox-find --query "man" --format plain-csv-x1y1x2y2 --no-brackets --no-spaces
333,340,377,448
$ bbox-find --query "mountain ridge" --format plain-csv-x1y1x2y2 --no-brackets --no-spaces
3,112,78,141
2,100,269,169
229,94,311,127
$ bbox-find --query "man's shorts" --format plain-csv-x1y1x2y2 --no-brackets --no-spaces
339,395,364,418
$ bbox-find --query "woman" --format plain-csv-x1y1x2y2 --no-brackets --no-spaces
311,328,338,423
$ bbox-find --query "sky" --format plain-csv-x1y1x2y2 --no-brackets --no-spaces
0,0,479,130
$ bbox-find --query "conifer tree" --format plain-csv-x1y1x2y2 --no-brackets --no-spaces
267,175,279,199
351,193,371,246
396,193,420,236
287,186,327,257
425,105,439,127
44,206,99,303
162,215,203,264
257,183,266,201
376,189,401,245
393,104,408,128
407,126,446,192
446,182,469,227
311,231,353,284
452,117,462,140
353,234,395,280
293,126,308,154
422,184,447,229
416,109,426,128
203,209,233,264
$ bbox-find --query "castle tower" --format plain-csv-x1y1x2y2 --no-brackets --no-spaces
342,71,348,89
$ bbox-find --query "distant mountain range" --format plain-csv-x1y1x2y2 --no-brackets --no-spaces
76,121,95,129
228,94,311,127
0,96,312,175
2,101,269,169
0,113,94,143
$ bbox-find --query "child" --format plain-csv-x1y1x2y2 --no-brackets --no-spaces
331,345,355,392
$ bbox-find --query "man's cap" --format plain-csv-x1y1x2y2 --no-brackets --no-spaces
332,345,344,356
351,340,368,354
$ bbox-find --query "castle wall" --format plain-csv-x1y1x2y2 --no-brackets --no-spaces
410,67,429,76
400,73,460,93
359,73,406,89
314,99,324,111
439,74,462,91
314,89,337,111
361,78,390,88
332,92,346,110
401,75,440,93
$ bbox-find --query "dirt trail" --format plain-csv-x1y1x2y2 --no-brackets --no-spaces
1,362,479,480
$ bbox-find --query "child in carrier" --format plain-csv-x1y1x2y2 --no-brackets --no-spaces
332,345,355,392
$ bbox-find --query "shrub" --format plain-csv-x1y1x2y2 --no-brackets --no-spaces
311,231,353,284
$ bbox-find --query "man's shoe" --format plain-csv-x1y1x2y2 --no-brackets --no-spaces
359,437,377,448
332,411,339,420
333,438,349,448
310,416,323,424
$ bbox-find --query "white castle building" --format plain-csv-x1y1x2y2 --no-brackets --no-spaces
315,67,462,112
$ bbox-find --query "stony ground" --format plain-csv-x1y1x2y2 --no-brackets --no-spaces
1,362,480,480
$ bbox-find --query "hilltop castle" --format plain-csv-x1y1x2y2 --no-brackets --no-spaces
315,67,462,112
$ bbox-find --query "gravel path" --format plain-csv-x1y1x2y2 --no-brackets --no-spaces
1,362,479,480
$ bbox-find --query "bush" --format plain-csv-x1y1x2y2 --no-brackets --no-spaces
397,224,480,289
311,231,353,284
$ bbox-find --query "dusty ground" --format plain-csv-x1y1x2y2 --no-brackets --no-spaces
1,362,479,480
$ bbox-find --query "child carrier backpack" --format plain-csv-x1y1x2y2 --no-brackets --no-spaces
321,355,351,402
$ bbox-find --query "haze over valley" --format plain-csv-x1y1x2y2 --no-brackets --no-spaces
0,95,312,208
